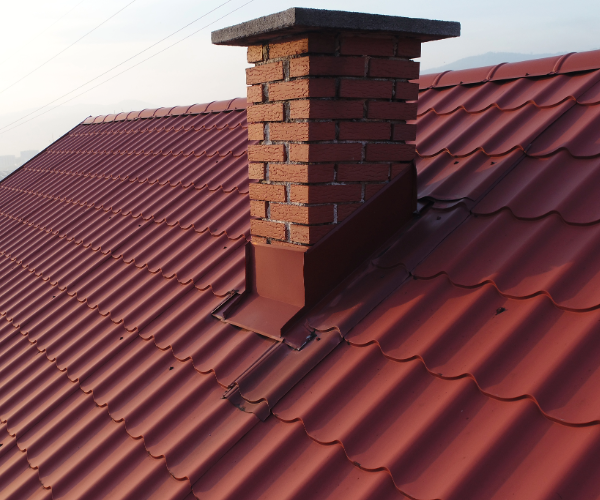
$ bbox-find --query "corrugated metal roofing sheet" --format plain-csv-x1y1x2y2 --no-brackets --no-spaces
0,103,276,499
3,47,600,499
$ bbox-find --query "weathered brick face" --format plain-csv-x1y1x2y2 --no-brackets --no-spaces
245,32,420,246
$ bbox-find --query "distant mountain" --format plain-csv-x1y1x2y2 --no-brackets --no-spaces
422,51,565,74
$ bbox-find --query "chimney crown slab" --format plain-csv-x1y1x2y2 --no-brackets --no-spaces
212,7,460,46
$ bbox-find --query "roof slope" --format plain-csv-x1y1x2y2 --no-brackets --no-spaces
2,50,600,499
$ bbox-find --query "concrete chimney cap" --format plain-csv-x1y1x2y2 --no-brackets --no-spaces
211,7,460,46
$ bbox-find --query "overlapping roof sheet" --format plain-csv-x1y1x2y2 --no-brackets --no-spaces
2,49,600,499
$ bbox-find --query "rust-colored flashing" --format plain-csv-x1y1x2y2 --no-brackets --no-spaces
214,163,417,346
79,97,248,125
419,48,600,89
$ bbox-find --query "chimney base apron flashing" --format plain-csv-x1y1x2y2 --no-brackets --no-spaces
213,163,416,344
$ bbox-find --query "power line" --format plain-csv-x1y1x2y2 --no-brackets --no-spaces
0,0,255,136
0,0,90,66
0,0,237,133
0,0,138,96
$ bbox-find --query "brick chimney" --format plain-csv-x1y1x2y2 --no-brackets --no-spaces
212,9,459,341
214,8,459,247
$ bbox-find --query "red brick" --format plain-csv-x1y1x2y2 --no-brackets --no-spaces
392,123,417,141
396,38,421,58
247,102,284,123
340,36,394,56
365,183,385,200
337,164,389,181
247,84,264,103
270,164,334,183
338,122,391,141
247,123,265,141
339,79,393,99
247,45,263,63
270,122,336,142
246,61,284,84
290,143,363,163
290,100,364,120
290,224,333,244
252,235,267,244
391,162,412,178
248,144,286,162
369,59,420,79
271,240,306,249
268,79,336,101
250,200,267,217
268,34,336,59
248,162,265,180
365,143,415,162
251,219,286,239
290,184,362,203
271,204,334,224
395,81,419,100
337,203,360,221
367,101,418,120
290,56,365,77
249,183,286,202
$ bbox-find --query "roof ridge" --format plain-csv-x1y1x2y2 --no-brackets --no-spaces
81,97,247,125
419,48,600,89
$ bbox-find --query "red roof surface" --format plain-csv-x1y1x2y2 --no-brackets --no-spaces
2,50,600,499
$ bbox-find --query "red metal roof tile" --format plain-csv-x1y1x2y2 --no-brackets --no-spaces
193,418,409,500
415,210,600,310
0,422,51,500
273,341,600,500
473,153,600,223
528,102,600,157
558,49,600,74
418,70,600,115
491,55,564,80
344,275,600,424
417,150,523,201
417,101,572,157
420,49,600,90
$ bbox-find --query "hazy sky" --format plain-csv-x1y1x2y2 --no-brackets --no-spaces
0,0,599,158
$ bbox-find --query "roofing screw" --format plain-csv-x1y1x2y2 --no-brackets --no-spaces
454,161,459,165
495,307,506,315
120,337,123,340
169,366,174,370
138,224,141,227
223,246,227,249
490,161,496,165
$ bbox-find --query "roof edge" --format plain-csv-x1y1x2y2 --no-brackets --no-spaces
80,97,247,125
419,49,600,90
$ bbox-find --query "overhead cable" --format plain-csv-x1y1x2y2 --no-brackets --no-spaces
0,0,238,133
0,0,139,96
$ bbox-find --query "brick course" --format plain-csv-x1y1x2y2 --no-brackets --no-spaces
246,61,284,84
